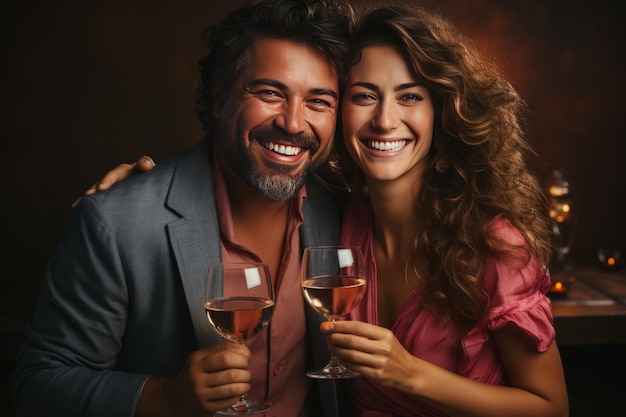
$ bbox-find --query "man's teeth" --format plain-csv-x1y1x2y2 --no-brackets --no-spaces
368,140,407,152
266,141,302,156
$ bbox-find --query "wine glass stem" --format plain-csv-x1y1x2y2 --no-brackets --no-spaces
327,355,342,367
237,394,249,404
234,342,251,405
327,319,340,364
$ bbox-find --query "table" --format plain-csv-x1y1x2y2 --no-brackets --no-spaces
549,265,626,346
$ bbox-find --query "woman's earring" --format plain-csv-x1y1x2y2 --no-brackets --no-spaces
435,157,449,173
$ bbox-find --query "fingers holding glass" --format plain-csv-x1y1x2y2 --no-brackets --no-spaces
301,246,366,379
205,262,275,414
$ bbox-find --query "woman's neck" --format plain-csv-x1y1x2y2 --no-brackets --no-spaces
367,176,421,260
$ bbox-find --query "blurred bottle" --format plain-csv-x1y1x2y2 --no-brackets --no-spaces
546,169,576,271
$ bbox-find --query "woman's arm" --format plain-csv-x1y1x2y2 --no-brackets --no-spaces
323,320,568,417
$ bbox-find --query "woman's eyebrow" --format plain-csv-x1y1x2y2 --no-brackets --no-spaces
395,82,422,91
349,81,378,91
348,81,423,92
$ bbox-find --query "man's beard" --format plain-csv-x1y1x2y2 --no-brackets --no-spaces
245,160,309,202
215,122,320,202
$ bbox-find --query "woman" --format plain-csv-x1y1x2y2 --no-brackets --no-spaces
323,4,568,416
81,4,569,416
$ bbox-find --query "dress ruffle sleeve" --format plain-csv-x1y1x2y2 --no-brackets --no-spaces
487,284,555,352
463,219,555,357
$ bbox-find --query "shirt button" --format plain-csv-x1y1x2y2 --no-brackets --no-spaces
273,363,284,376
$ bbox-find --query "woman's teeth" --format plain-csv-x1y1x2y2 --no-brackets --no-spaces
367,140,408,152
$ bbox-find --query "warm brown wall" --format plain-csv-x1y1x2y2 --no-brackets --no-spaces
436,0,626,268
2,0,625,297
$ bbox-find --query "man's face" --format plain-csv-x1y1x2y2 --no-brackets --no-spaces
213,37,339,201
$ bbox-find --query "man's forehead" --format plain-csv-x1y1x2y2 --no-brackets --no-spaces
241,37,339,90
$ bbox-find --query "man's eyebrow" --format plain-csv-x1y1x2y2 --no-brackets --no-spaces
247,79,337,100
311,88,338,100
247,78,288,90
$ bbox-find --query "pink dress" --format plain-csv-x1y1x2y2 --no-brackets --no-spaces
341,194,556,417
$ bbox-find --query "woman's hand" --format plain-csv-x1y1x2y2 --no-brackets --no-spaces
321,320,418,392
72,155,156,208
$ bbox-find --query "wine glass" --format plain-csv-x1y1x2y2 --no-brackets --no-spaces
205,262,275,415
301,246,366,379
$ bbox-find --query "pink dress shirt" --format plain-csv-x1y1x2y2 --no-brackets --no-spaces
213,160,312,417
341,193,556,417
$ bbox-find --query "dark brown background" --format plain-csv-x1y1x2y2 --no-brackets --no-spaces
2,1,624,415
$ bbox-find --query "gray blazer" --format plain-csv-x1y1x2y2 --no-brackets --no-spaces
13,138,348,417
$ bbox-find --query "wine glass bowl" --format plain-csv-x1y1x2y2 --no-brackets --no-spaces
302,275,365,321
205,297,274,343
205,262,274,415
301,246,366,379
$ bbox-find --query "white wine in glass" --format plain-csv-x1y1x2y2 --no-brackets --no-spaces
205,262,275,415
301,246,366,379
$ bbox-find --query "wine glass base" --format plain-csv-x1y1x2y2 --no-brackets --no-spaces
306,364,360,379
216,399,272,415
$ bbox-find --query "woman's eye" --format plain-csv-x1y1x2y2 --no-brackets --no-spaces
400,93,423,102
352,92,377,104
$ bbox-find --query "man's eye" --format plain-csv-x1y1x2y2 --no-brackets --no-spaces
255,90,283,100
309,98,334,109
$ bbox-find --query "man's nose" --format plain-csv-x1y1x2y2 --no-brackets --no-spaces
274,101,306,134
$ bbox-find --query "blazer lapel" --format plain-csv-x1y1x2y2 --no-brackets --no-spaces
165,139,223,348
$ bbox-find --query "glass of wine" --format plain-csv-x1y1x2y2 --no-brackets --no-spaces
205,262,275,415
301,246,366,379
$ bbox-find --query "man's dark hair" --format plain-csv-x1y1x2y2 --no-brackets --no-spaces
195,0,356,133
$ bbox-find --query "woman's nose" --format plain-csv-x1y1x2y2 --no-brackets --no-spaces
371,100,399,131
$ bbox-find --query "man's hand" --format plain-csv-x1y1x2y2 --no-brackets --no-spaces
72,155,156,208
137,342,252,417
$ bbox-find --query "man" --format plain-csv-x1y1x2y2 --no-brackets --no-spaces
12,1,354,416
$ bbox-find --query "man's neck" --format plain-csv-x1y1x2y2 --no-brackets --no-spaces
223,170,292,280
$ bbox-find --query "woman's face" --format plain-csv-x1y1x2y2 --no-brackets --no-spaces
342,45,435,185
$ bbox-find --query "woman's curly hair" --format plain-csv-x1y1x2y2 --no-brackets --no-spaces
336,3,554,339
